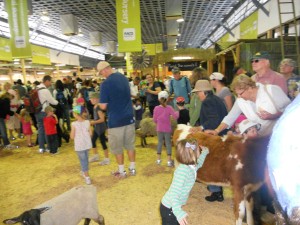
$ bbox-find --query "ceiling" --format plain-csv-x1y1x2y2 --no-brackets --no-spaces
0,0,267,60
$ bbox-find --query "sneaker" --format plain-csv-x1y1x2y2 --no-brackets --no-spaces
84,176,92,185
128,168,136,176
89,154,99,163
111,170,127,179
156,159,162,165
45,149,50,153
99,158,110,166
167,160,174,167
4,144,19,150
38,148,45,153
18,134,24,139
10,136,16,141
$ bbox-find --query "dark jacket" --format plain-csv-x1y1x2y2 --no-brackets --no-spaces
199,93,228,134
0,98,14,119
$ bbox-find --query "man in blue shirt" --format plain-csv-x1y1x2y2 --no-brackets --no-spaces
98,61,136,178
169,67,192,109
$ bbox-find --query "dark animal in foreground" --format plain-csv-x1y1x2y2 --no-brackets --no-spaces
173,124,270,225
3,185,104,225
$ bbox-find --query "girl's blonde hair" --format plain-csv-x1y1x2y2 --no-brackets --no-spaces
176,138,200,165
20,109,31,122
159,97,167,107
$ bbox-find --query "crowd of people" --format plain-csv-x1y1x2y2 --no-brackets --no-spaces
0,52,299,225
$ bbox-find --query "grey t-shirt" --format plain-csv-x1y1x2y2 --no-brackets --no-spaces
216,87,234,111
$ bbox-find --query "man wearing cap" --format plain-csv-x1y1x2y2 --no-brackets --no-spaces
12,79,27,98
279,58,300,100
97,61,136,178
169,67,192,108
190,80,228,202
251,51,287,94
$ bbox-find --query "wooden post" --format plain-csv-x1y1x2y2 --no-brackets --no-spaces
207,60,213,75
21,59,27,84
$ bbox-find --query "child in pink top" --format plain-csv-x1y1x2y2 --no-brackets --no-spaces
16,109,34,147
153,91,179,167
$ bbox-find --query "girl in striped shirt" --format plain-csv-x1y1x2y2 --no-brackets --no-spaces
160,139,209,225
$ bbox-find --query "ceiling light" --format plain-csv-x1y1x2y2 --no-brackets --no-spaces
37,72,45,75
40,11,50,22
78,28,84,37
176,18,184,23
172,56,193,60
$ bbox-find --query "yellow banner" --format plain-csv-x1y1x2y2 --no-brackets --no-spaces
116,0,142,52
155,43,163,54
240,11,258,39
6,0,32,58
142,44,156,56
0,37,13,61
32,45,51,65
126,52,134,74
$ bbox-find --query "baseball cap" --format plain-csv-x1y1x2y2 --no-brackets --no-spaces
72,105,84,115
89,92,99,99
251,51,270,60
176,96,185,104
97,61,110,72
171,67,180,74
239,120,261,134
158,91,169,99
191,80,212,93
209,72,224,80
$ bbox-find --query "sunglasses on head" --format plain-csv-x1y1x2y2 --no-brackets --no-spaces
251,59,260,63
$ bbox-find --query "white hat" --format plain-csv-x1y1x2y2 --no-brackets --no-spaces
191,80,212,93
158,91,169,99
209,72,224,80
97,61,110,72
239,119,261,134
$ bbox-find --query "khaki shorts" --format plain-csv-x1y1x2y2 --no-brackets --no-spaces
108,123,135,155
6,115,21,130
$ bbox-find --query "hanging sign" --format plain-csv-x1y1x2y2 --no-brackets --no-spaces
116,0,142,52
0,37,13,61
240,11,258,39
168,61,200,71
6,0,32,58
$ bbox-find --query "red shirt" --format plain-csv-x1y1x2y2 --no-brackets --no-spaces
43,116,57,135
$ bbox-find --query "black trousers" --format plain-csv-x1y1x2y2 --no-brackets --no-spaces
160,203,179,225
46,134,58,153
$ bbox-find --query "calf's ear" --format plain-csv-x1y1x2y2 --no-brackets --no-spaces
3,216,21,224
37,206,51,214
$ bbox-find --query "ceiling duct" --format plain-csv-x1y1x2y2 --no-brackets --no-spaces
106,41,116,53
165,0,182,19
89,31,102,46
60,14,78,36
166,20,179,36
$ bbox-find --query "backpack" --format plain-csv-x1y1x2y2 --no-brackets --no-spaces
23,87,46,113
56,89,67,105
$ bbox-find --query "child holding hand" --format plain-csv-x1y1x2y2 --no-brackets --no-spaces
160,138,209,225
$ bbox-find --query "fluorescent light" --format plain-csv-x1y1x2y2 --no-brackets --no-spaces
61,70,71,73
172,56,193,60
176,18,184,23
37,72,45,75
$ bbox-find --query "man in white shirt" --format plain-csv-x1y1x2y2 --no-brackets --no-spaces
36,75,58,153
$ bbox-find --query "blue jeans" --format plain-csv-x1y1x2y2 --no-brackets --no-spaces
76,150,89,172
0,118,10,145
35,111,47,149
208,185,222,193
157,132,172,155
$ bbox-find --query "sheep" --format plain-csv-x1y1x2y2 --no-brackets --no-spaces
3,185,105,225
137,113,177,147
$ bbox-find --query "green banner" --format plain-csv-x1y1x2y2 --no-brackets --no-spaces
0,37,13,61
116,0,142,52
240,11,258,39
6,0,32,58
32,45,51,65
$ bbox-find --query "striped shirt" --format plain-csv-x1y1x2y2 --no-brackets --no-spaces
161,148,209,221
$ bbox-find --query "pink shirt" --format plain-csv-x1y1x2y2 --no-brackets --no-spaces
252,69,288,94
153,105,179,133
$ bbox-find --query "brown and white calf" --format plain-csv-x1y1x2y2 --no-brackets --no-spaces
173,124,270,225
